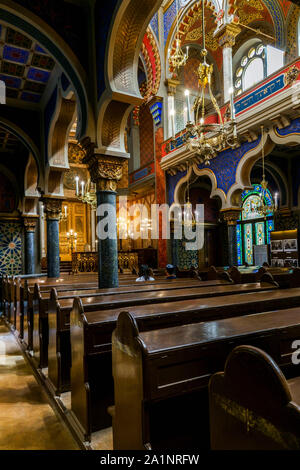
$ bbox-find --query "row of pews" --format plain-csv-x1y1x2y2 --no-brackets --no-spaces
1,266,300,450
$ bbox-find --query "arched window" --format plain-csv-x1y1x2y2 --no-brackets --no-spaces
234,42,284,96
236,185,274,266
243,57,264,91
235,43,265,96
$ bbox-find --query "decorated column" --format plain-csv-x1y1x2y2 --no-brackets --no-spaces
43,198,62,278
84,149,124,288
221,208,242,267
165,78,180,139
23,217,38,275
215,23,241,104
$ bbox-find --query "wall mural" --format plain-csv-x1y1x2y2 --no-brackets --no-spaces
0,222,23,276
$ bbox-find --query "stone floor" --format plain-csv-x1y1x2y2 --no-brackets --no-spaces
0,321,79,450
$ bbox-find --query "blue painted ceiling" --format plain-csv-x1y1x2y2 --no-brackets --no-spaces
0,23,57,104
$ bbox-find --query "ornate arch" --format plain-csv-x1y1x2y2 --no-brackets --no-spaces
140,28,162,101
0,117,42,187
165,0,219,76
172,165,226,207
286,4,300,63
97,0,163,153
227,0,285,48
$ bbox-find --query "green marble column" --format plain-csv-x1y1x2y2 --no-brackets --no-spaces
83,150,125,289
96,190,119,288
43,199,62,279
24,218,37,275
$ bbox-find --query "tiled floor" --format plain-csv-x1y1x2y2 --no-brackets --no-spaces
0,321,79,450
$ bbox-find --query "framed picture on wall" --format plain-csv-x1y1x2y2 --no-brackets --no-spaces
271,240,283,252
283,239,298,252
271,258,284,267
283,259,298,268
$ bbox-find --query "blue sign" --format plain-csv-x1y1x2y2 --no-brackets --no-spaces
235,74,285,115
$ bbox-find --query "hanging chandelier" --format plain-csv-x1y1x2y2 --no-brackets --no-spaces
257,126,278,218
169,0,189,72
183,0,239,164
75,176,97,210
182,163,201,227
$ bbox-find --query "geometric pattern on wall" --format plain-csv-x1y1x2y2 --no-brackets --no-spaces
0,223,22,275
0,23,56,104
139,105,154,167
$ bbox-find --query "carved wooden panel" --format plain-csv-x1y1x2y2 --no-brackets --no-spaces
59,201,89,261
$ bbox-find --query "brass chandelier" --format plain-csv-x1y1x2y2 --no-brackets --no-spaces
257,126,278,218
169,0,189,71
183,0,239,164
75,176,97,210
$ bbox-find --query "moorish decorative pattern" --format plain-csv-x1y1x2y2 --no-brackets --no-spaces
196,138,261,195
0,222,22,276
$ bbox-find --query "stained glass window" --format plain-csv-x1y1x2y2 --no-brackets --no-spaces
244,223,253,265
267,219,274,244
255,222,265,245
236,184,274,265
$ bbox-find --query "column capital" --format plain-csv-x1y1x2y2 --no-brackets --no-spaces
220,208,242,226
83,154,125,192
42,198,63,220
215,23,241,48
23,217,38,233
165,78,180,96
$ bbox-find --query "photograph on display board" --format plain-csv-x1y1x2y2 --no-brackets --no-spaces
271,258,284,267
270,240,283,252
283,239,298,252
283,259,299,268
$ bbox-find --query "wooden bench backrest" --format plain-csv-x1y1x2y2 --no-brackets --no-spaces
209,345,300,450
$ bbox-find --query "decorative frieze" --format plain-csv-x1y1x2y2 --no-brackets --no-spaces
221,208,242,226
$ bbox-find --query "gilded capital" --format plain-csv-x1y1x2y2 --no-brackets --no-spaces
165,78,180,96
221,208,242,226
216,23,241,48
23,217,37,232
42,198,63,220
83,154,125,192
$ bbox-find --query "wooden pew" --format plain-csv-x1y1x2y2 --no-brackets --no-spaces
70,280,282,440
32,278,223,365
112,308,300,450
21,279,99,348
228,266,300,288
49,279,262,395
209,345,300,449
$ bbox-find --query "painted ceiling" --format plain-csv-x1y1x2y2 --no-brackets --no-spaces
0,23,57,104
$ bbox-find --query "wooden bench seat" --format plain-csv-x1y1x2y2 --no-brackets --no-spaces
68,281,285,440
32,278,219,368
112,309,300,450
209,345,300,449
